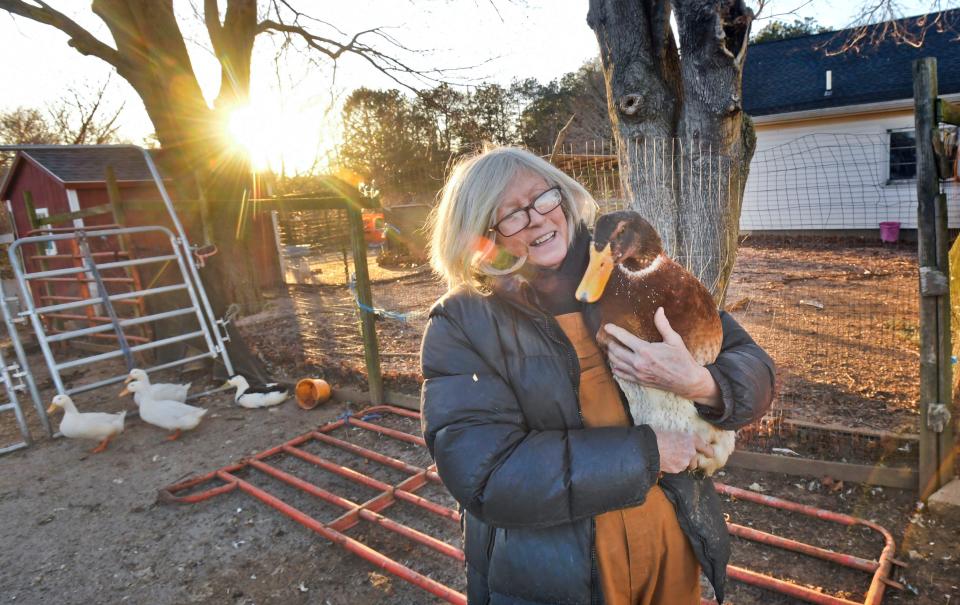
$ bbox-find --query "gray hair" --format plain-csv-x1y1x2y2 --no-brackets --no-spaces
428,146,598,291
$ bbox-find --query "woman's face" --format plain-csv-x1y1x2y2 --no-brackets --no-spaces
493,172,569,270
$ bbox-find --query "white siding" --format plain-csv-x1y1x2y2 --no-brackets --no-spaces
741,111,960,231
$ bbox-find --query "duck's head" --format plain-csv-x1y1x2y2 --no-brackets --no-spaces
225,374,249,389
47,394,72,414
119,380,146,397
575,211,663,303
125,368,148,384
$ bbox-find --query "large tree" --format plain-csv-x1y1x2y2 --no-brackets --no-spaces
0,1,448,308
588,0,757,301
0,0,457,376
587,1,957,302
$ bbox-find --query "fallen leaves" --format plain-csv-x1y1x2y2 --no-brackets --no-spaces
368,571,393,594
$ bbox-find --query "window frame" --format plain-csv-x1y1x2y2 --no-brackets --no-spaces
887,128,917,184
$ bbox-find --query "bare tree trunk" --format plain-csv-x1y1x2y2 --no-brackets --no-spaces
91,0,264,316
588,0,756,302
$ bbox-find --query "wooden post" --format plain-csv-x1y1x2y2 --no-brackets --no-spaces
913,57,955,499
22,190,58,333
935,191,956,490
22,190,38,229
270,211,288,283
346,203,384,405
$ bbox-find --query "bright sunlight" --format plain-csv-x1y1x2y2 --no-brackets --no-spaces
226,104,272,171
226,102,329,173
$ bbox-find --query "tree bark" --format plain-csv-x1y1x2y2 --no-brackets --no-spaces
588,0,756,302
90,0,264,315
0,0,268,376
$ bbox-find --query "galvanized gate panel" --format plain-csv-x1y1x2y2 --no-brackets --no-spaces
0,278,48,454
0,345,31,455
8,225,227,399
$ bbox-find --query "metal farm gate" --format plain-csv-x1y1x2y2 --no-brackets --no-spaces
0,145,234,453
7,225,229,397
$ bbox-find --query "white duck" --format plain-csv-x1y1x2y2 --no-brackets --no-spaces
47,394,125,453
225,374,290,409
120,380,206,441
124,368,190,406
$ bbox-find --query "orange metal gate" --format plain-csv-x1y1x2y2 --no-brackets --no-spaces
161,406,902,605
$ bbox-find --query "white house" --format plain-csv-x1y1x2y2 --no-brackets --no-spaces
740,9,960,233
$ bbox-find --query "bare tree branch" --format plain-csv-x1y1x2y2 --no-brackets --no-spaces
0,0,121,66
825,0,959,54
204,0,225,57
549,113,577,163
48,76,125,145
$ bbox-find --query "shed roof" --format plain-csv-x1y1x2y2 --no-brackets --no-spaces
17,146,159,183
743,9,960,117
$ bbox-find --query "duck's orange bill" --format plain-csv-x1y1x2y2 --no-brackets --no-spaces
575,243,614,303
118,387,131,397
46,403,59,414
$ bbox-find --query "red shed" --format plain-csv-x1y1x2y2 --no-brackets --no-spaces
0,146,280,288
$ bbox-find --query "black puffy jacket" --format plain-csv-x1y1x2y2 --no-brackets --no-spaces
420,276,774,605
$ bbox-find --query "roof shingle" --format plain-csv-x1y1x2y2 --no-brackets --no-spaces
743,10,960,116
20,146,158,183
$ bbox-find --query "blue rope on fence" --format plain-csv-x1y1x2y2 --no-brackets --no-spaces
348,274,415,322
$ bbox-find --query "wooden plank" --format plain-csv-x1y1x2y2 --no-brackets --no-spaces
782,418,919,442
252,197,350,213
22,190,39,229
728,451,918,490
22,190,59,332
250,176,376,210
38,204,114,226
105,166,125,226
938,98,960,126
347,204,384,405
914,57,942,499
331,387,419,411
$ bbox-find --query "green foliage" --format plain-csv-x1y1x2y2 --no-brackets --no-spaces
335,59,612,200
516,59,611,151
751,17,830,43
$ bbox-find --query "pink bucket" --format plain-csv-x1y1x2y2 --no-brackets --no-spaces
879,221,901,243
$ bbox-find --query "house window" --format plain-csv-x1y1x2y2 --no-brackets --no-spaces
889,130,916,181
33,208,57,256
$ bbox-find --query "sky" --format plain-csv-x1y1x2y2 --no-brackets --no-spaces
0,0,942,173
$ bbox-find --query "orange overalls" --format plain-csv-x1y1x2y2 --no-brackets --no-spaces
555,312,701,605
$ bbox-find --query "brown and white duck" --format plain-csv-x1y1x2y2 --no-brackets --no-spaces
575,210,733,475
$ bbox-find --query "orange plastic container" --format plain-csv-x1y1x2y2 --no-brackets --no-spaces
295,378,332,410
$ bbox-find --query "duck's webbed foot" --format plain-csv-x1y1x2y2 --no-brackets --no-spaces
91,436,112,453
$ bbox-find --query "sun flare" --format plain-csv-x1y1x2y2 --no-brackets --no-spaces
225,102,330,173
226,105,272,171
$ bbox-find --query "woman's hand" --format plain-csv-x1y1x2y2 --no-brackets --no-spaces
604,307,722,408
654,430,715,473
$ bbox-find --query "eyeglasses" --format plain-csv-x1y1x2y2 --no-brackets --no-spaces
490,186,563,237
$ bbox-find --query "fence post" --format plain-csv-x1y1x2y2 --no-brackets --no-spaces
913,57,955,499
346,203,384,405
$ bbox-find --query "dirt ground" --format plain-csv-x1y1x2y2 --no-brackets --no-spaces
1,394,957,605
0,238,954,605
726,238,920,435
248,238,923,434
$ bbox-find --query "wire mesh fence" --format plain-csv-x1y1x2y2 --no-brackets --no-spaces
259,134,943,437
